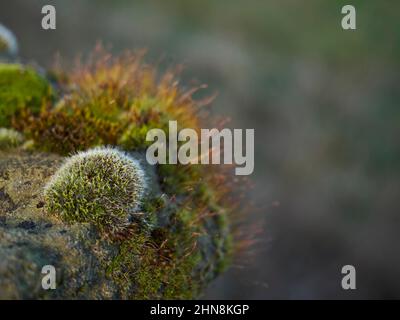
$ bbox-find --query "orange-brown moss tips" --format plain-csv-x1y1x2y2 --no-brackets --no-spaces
14,106,122,155
44,147,147,230
15,46,205,155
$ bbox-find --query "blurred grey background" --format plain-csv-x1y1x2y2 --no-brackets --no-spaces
1,0,400,299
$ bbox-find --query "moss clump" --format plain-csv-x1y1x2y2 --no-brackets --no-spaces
106,206,204,299
44,147,147,231
13,47,200,155
4,47,245,299
15,107,122,155
0,63,53,127
0,128,24,149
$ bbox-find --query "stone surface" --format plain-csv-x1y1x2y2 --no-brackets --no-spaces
0,150,225,299
0,151,122,299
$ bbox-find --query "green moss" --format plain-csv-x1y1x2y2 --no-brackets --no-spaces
155,162,234,284
0,63,53,127
118,124,154,151
157,163,219,208
214,214,234,274
118,107,170,152
105,230,149,297
103,200,209,299
16,107,123,155
0,128,24,149
132,228,201,299
44,147,147,231
158,164,203,196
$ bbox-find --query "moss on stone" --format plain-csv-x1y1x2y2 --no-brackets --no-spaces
2,48,244,299
0,63,53,127
105,209,204,299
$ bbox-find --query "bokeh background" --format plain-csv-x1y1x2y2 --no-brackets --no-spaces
1,0,399,299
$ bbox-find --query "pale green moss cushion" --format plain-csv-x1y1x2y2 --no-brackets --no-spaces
0,127,24,149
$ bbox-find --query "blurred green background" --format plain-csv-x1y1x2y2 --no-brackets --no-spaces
1,0,400,298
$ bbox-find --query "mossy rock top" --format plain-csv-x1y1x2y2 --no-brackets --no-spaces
0,51,238,299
